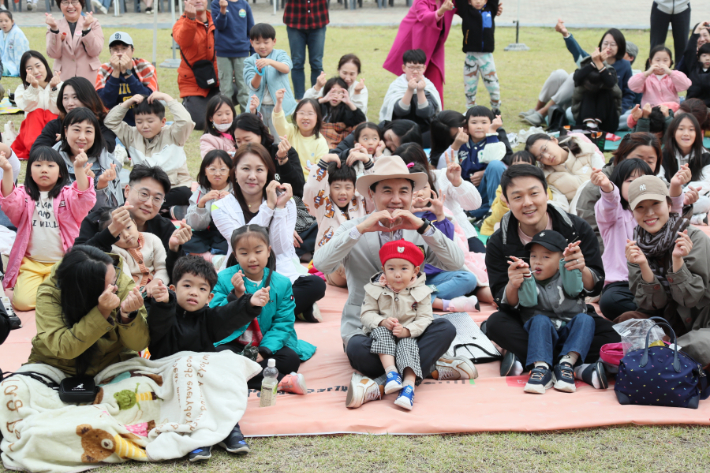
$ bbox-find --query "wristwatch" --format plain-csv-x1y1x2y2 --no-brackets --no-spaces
416,218,431,235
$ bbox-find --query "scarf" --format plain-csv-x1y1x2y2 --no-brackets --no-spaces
126,234,153,289
634,213,689,295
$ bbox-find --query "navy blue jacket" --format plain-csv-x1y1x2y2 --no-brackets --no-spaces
458,127,513,180
97,74,154,127
212,0,255,58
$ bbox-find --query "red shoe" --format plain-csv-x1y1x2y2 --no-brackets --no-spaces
278,372,307,395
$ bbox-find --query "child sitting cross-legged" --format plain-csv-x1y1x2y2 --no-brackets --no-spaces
97,208,168,295
105,91,195,219
509,230,608,395
147,255,270,462
360,240,434,411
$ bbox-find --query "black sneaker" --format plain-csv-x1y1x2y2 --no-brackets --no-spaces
524,366,555,394
2,296,20,330
188,446,212,462
491,108,502,117
170,205,188,221
218,423,250,454
553,362,576,393
581,359,608,389
499,350,518,377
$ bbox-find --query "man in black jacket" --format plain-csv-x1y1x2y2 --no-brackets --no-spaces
484,165,620,375
74,165,193,279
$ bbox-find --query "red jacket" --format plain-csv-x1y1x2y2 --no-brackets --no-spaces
173,13,218,98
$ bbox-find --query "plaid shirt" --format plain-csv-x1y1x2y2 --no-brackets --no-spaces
283,0,329,30
95,57,158,92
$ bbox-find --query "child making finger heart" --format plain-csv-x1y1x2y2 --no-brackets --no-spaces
0,146,95,311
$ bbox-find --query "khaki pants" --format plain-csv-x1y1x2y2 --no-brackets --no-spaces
216,56,249,113
325,264,347,288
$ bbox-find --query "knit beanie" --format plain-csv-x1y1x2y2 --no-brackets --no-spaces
379,240,425,267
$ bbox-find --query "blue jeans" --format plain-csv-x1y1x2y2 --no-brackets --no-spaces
286,26,326,99
523,313,595,368
469,159,506,219
426,271,478,303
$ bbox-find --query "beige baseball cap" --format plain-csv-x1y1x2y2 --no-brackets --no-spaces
628,175,669,210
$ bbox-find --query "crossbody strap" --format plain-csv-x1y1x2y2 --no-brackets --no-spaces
179,27,215,68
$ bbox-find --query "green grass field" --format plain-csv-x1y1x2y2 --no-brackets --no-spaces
5,25,710,472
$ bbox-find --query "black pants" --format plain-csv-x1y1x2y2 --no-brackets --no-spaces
650,1,691,66
246,346,302,390
295,221,318,257
599,281,637,321
468,236,486,253
292,275,326,322
346,318,456,380
486,310,621,367
576,89,620,133
181,226,228,255
182,89,220,131
160,186,192,214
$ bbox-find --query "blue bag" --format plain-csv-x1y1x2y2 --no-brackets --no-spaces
615,317,709,409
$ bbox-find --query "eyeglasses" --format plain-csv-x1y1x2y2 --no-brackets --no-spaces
135,189,165,206
60,0,81,5
601,41,617,48
206,167,229,175
296,111,316,118
405,65,425,72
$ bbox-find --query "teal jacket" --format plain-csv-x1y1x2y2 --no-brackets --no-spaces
210,265,316,361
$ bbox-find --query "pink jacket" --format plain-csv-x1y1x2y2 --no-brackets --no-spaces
627,71,692,107
595,184,682,285
0,180,96,289
383,0,456,81
46,17,104,83
199,133,236,159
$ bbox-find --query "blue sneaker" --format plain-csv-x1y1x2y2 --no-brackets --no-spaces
394,385,415,410
188,446,212,462
524,366,555,394
218,423,250,454
553,362,576,393
384,371,403,394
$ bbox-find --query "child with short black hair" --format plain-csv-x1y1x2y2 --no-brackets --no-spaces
105,91,195,219
147,254,269,461
687,43,710,106
456,0,501,112
244,23,295,142
379,49,442,135
97,208,169,295
360,239,434,411
509,230,606,395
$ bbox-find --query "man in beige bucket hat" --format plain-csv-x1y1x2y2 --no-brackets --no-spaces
314,155,477,409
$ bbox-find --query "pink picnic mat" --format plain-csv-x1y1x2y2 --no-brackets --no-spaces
4,284,710,436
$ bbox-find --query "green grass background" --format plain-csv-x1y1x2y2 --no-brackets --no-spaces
5,25,709,472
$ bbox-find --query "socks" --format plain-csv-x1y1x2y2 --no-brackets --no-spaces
534,361,549,370
560,352,579,366
385,365,397,375
403,380,415,388
511,360,524,376
574,364,601,389
441,300,451,311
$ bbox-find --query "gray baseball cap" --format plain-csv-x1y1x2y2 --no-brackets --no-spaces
108,31,133,48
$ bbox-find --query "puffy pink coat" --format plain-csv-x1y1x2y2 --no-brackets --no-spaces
0,180,96,289
382,0,456,82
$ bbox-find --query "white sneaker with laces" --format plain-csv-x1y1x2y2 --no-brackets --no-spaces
345,372,380,409
435,356,478,380
690,213,708,226
449,295,479,313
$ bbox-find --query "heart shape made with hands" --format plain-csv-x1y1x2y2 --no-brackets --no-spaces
378,216,404,231
275,185,287,197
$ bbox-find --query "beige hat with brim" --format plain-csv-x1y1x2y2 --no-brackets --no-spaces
356,155,429,198
628,175,670,210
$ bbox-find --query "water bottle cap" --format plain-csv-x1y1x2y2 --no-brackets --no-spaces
267,358,276,367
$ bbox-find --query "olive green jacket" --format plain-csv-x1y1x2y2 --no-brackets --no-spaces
27,254,150,376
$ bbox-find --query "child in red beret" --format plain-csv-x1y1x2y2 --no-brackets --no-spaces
359,239,434,411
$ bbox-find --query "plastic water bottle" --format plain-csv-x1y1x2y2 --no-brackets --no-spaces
259,359,278,407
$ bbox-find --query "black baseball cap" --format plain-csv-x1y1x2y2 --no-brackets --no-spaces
524,230,567,253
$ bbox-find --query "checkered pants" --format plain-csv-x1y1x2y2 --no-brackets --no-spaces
370,326,423,381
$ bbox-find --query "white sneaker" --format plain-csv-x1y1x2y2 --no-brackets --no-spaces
114,144,129,166
690,213,708,226
434,355,478,380
345,372,381,409
311,303,322,322
91,0,108,13
449,295,480,312
26,2,35,10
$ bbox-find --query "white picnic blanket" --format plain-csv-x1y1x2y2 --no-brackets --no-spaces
0,351,261,472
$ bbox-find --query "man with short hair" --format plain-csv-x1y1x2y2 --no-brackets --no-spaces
75,165,193,278
314,155,475,409
174,0,220,130
95,31,158,126
484,164,620,377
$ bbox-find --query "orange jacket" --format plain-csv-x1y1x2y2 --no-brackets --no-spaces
172,13,218,98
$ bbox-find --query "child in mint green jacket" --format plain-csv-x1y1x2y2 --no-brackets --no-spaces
210,224,316,392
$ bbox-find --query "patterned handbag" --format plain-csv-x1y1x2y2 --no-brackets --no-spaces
615,317,709,409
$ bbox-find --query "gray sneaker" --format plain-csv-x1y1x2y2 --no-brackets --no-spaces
518,108,536,118
522,111,544,126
